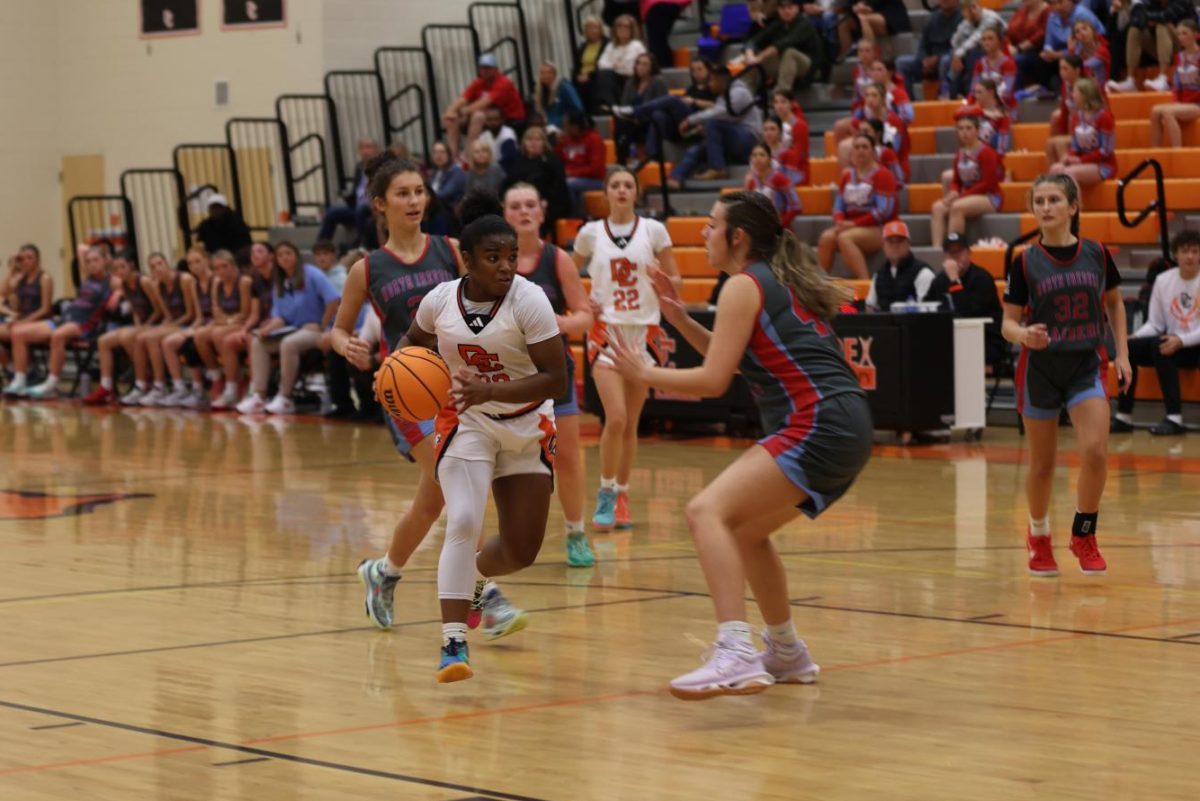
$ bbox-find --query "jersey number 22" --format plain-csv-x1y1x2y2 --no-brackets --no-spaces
610,258,640,312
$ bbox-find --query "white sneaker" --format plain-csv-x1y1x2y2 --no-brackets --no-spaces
25,377,59,400
3,375,28,396
211,388,239,410
1145,75,1170,92
669,638,774,701
264,394,295,415
760,632,821,684
139,387,166,407
235,393,266,415
1105,76,1137,94
179,388,210,409
158,387,190,407
119,387,145,405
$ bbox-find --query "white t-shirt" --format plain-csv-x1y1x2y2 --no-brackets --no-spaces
415,276,561,416
597,39,647,77
1134,267,1200,348
574,216,672,326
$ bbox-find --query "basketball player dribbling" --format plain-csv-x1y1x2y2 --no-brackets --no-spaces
402,192,568,681
573,168,680,532
608,192,873,700
332,157,526,647
1003,173,1130,577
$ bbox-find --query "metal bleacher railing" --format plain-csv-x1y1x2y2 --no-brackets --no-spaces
63,1,611,284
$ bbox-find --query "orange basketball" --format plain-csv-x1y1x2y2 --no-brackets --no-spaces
375,346,452,422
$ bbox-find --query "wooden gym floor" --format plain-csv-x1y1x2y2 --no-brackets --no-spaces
1,403,1198,800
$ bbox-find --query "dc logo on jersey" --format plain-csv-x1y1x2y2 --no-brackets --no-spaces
1075,123,1099,150
958,159,980,185
844,181,872,206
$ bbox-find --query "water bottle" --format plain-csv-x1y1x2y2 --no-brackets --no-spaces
905,294,918,314
79,371,92,397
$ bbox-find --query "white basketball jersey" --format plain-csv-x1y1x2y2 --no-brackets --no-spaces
577,216,671,326
415,275,561,417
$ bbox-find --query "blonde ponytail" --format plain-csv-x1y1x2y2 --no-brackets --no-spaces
769,230,849,320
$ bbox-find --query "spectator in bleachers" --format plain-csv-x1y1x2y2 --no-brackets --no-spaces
533,61,585,134
930,113,1005,248
160,246,217,407
321,302,381,421
837,82,910,184
80,250,162,406
474,106,520,172
835,40,880,141
135,252,200,406
213,242,275,410
817,132,898,279
503,127,571,235
972,80,1014,154
197,193,253,256
861,117,907,186
1149,20,1200,147
771,91,811,184
573,16,609,112
1046,54,1087,162
316,138,379,251
749,0,782,34
0,245,52,377
427,141,466,236
235,241,341,416
5,245,112,400
612,53,669,163
735,0,823,94
1008,0,1051,89
464,137,507,198
667,65,763,186
183,249,251,409
441,53,526,161
311,240,345,291
1048,77,1116,188
1070,18,1112,86
865,221,934,311
836,0,911,63
868,59,914,123
593,14,648,110
941,0,1007,99
762,116,789,158
643,0,694,67
611,58,716,166
556,111,608,218
1112,229,1200,435
970,27,1019,117
744,142,803,226
1039,0,1106,93
926,233,1006,368
1107,0,1193,93
897,0,962,98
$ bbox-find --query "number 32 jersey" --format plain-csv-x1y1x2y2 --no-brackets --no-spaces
415,275,561,417
575,216,673,326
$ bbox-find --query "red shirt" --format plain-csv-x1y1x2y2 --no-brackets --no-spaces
1006,5,1050,52
952,143,1004,197
1173,49,1200,104
780,110,811,185
555,129,607,179
463,74,526,121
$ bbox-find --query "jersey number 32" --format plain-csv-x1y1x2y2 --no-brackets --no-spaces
610,258,640,312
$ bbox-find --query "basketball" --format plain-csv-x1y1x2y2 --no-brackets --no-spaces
375,346,452,422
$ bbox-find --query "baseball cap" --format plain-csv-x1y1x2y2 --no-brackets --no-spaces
207,193,229,208
478,53,498,68
882,220,910,240
943,232,968,250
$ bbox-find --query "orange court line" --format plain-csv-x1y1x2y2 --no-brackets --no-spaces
0,744,206,778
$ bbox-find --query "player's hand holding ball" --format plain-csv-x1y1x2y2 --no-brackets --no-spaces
451,367,492,412
1023,323,1050,350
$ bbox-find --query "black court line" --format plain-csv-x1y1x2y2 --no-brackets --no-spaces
0,699,553,801
790,596,822,603
0,572,354,605
29,722,84,731
213,756,271,767
966,614,1006,621
0,592,688,670
1169,632,1200,640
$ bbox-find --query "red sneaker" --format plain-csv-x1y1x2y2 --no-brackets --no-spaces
1027,531,1059,577
614,491,632,530
1069,535,1107,576
81,386,115,406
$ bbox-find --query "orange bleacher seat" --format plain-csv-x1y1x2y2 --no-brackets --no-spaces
638,161,672,187
810,157,839,184
668,217,707,246
1107,92,1172,120
839,278,872,301
674,247,718,277
912,101,961,128
1104,361,1200,402
604,139,616,163
797,186,834,215
557,218,584,244
584,191,608,219
1018,211,1168,243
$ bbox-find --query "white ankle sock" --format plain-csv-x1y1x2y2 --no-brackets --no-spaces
442,622,467,645
205,369,221,381
1168,414,1183,425
153,381,165,391
135,381,148,391
565,520,585,536
100,376,113,391
380,556,403,577
765,620,800,651
1030,515,1050,537
615,483,629,495
600,476,616,491
1115,412,1133,423
13,371,26,382
717,620,754,648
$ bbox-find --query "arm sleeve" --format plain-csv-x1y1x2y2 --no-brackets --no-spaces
867,176,897,225
597,43,616,70
573,223,597,259
915,267,936,301
311,267,342,304
1134,277,1168,338
414,284,445,335
647,219,673,253
1003,251,1029,306
866,278,879,311
517,284,563,345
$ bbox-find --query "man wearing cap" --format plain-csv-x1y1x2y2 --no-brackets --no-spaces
926,232,1005,367
196,193,252,256
442,54,527,160
866,221,935,312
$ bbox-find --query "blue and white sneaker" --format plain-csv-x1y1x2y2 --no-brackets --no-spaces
481,583,528,641
437,638,473,683
25,377,59,400
357,558,401,629
592,487,616,531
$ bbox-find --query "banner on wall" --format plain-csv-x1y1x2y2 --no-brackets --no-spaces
140,0,200,38
222,0,286,29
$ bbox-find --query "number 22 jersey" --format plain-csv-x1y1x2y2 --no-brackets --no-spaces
574,216,672,326
414,275,561,418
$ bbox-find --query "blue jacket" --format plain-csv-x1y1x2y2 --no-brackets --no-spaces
272,264,341,327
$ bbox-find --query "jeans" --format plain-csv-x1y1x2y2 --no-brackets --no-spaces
644,3,687,67
895,53,935,97
633,95,692,159
1014,50,1052,89
939,47,983,99
1118,337,1200,416
670,119,758,179
318,202,375,249
566,176,605,218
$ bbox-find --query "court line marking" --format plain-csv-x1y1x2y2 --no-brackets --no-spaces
212,756,271,767
29,722,84,731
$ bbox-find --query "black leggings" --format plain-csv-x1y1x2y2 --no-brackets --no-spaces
1118,336,1200,416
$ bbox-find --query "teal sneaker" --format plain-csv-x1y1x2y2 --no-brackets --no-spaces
436,638,473,683
25,378,59,400
566,531,595,567
357,558,401,629
592,487,616,531
481,584,528,641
